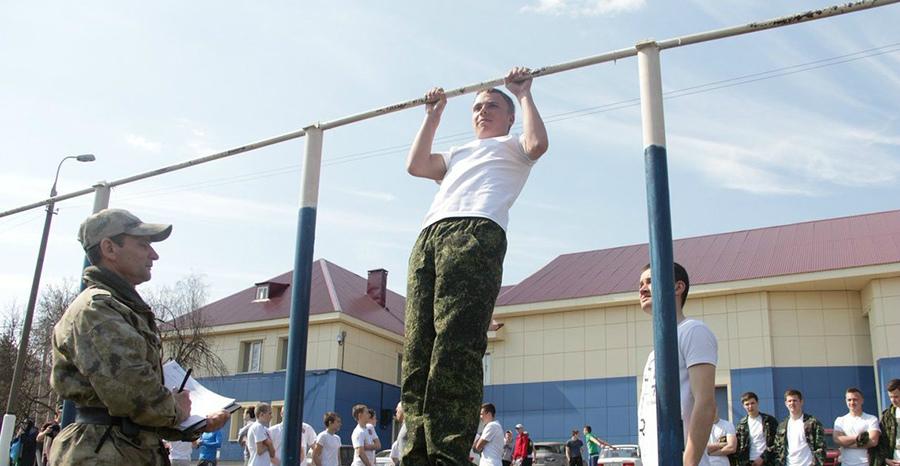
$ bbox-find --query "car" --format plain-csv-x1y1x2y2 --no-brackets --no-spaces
598,444,642,466
375,448,395,465
533,441,567,465
823,428,841,466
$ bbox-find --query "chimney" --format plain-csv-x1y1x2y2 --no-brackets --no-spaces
366,269,388,308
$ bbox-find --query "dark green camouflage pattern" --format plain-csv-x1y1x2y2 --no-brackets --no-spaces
872,405,897,466
50,266,190,465
735,412,779,465
401,218,506,466
773,414,826,466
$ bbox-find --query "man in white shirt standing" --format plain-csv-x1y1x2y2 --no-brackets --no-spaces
351,404,377,466
833,387,880,466
637,262,718,466
269,418,317,464
390,402,407,466
472,403,504,466
402,66,549,466
735,391,779,466
706,405,736,466
774,389,825,466
313,412,342,466
248,403,279,466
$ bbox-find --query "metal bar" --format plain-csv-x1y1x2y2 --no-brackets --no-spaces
1,0,896,220
60,182,111,429
280,126,323,466
638,41,682,466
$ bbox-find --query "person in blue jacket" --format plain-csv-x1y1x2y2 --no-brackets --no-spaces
195,428,223,466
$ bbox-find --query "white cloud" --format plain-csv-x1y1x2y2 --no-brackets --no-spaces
521,0,645,16
125,134,162,152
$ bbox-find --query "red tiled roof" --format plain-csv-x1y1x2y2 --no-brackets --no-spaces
194,259,405,335
497,209,900,306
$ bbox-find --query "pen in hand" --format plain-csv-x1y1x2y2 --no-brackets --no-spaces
178,368,192,393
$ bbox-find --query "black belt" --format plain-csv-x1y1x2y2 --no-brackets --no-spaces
74,406,153,453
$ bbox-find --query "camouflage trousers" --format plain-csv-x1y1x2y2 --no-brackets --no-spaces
49,423,170,466
401,217,507,466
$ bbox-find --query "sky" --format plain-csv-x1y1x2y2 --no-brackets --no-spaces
1,0,899,310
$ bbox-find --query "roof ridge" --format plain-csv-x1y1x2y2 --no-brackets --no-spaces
319,259,343,313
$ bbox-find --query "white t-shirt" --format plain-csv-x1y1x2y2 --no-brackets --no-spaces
247,421,273,466
747,415,766,461
168,440,193,461
268,421,316,460
390,422,408,462
708,419,736,466
638,318,718,466
315,431,342,466
422,134,536,232
352,424,376,466
833,412,880,465
786,417,813,466
895,409,900,460
478,420,504,466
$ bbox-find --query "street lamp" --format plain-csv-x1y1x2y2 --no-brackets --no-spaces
4,154,96,417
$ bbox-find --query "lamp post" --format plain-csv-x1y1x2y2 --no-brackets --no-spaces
4,154,96,417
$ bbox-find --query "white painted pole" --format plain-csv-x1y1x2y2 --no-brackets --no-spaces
0,415,15,466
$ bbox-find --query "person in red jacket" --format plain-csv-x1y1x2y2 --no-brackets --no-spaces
512,425,535,466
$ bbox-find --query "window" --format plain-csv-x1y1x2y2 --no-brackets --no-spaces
482,352,492,385
277,337,289,371
240,340,263,373
271,401,284,425
255,285,269,301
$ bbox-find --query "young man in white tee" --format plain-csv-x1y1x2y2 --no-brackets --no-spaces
637,262,718,466
351,404,377,466
269,419,317,463
472,403,504,466
774,389,825,466
390,402,408,466
248,403,279,466
735,391,779,466
706,405,737,466
313,411,342,466
402,66,549,466
833,387,880,466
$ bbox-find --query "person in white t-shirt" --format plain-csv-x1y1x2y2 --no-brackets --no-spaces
706,405,736,466
365,408,383,455
247,403,279,466
774,389,825,466
351,404,377,466
312,412,342,466
268,420,317,463
401,66,549,466
166,440,193,466
472,403,504,466
637,262,718,466
833,387,880,466
389,402,407,466
735,391,779,466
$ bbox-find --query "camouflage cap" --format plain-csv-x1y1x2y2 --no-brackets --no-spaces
78,208,172,250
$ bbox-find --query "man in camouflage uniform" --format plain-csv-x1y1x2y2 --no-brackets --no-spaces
773,389,825,466
49,209,228,465
402,67,549,465
734,392,779,466
873,379,900,466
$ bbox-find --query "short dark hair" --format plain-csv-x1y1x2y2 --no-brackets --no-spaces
784,389,803,400
741,392,759,403
245,406,256,419
571,429,579,436
86,233,127,265
846,387,863,397
368,408,376,419
255,402,271,416
481,403,496,416
888,379,900,392
584,425,592,433
641,262,691,302
477,88,515,117
352,404,368,421
323,411,340,427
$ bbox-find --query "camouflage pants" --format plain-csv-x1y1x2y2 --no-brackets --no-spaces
49,423,170,465
401,217,507,466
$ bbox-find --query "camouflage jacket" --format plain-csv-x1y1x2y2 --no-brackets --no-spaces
49,266,190,465
774,414,826,466
735,412,779,465
872,405,897,466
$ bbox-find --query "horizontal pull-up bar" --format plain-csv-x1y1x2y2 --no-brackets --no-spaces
2,0,895,220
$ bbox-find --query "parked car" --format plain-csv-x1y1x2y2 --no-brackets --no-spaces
375,448,395,465
598,444,642,466
533,441,567,465
823,428,841,466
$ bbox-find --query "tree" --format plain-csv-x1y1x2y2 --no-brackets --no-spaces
148,273,227,377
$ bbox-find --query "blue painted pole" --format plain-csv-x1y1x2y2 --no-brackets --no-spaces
60,182,110,429
637,40,682,466
281,126,323,466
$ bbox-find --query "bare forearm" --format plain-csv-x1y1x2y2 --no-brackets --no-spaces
517,92,548,158
406,116,442,178
684,406,715,465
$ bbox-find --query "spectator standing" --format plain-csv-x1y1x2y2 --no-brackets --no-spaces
238,407,257,465
706,406,736,466
36,408,61,466
735,391,778,466
875,378,900,466
351,404,377,466
512,425,535,466
472,403,504,466
774,389,825,466
565,430,584,466
167,440,193,466
583,425,614,466
269,419,317,463
13,419,38,466
312,412,342,466
390,402,408,466
196,428,223,466
247,403,278,466
502,430,514,466
833,387,880,466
